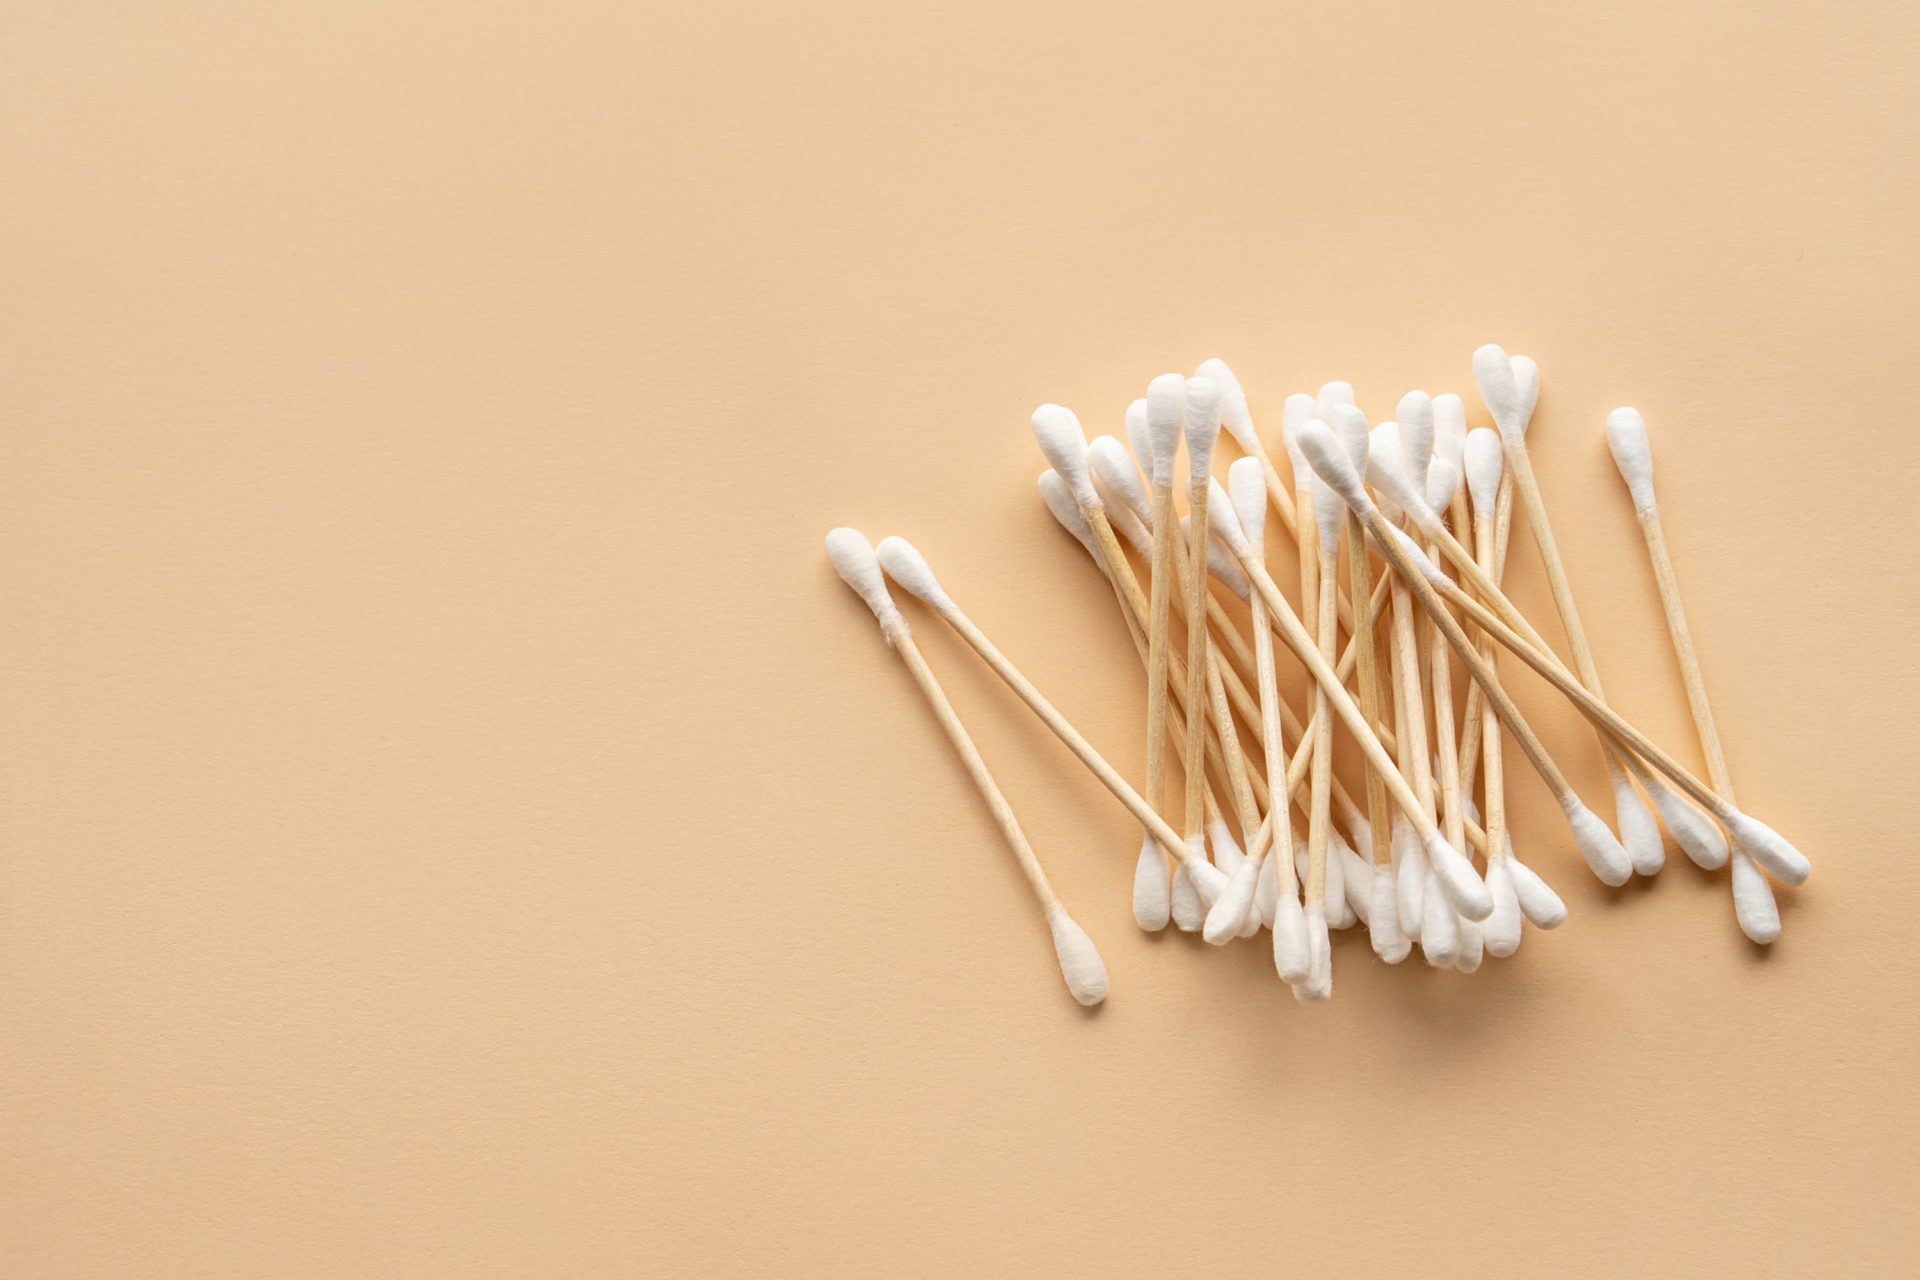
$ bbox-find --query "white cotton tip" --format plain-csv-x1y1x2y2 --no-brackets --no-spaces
1731,850,1782,944
1482,858,1523,957
1254,848,1280,926
1472,344,1526,441
1316,381,1356,421
1170,861,1204,932
1038,471,1097,558
1196,359,1257,452
826,528,907,638
1396,390,1436,487
1089,435,1154,528
1132,836,1170,931
1612,769,1666,877
1454,914,1485,972
1343,809,1374,867
1146,373,1186,488
1395,825,1427,936
1331,403,1372,472
1464,427,1504,520
1271,892,1310,984
1321,834,1355,930
1512,356,1541,431
1208,817,1244,875
1185,848,1228,907
1295,418,1373,513
1424,457,1462,514
1204,478,1253,559
875,537,954,613
1031,404,1097,507
1203,857,1260,945
1434,394,1466,471
1183,376,1223,483
1425,832,1494,921
1187,506,1252,599
1334,831,1372,926
1279,393,1317,483
1564,798,1634,886
1605,407,1658,515
1228,455,1267,553
1420,883,1460,968
1644,775,1730,869
1369,870,1411,963
1507,855,1568,928
1310,473,1347,550
1364,434,1440,534
1045,906,1110,1006
1723,811,1811,885
1296,904,1333,1002
1124,398,1152,466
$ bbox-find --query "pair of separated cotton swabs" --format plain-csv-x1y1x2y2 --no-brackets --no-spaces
826,528,1109,1006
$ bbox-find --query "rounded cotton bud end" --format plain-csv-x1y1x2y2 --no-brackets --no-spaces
1170,861,1204,932
1369,873,1411,963
1612,769,1666,877
1395,826,1426,936
1465,428,1504,519
1605,407,1658,515
1512,355,1541,430
1038,471,1097,558
1124,398,1152,465
1454,917,1485,972
1204,478,1253,559
1419,886,1460,968
1045,907,1110,1006
1644,776,1730,869
1424,832,1494,921
1228,455,1267,552
1331,403,1371,472
826,527,906,637
1321,834,1355,930
1564,798,1634,886
1310,475,1346,549
1183,845,1229,907
1280,392,1317,477
1424,457,1462,514
1296,904,1333,1002
1396,390,1436,485
1364,434,1438,533
1030,404,1096,505
1472,344,1525,439
1254,850,1280,927
1434,393,1467,470
1182,376,1223,481
1196,358,1256,450
1200,522,1252,599
875,536,953,612
1334,831,1372,926
1724,811,1811,885
1507,856,1568,928
1731,851,1782,944
1145,374,1187,487
1088,435,1153,527
1482,858,1523,957
1315,380,1356,420
1208,817,1245,875
1271,893,1310,984
1202,858,1260,944
1296,418,1373,513
1131,837,1171,931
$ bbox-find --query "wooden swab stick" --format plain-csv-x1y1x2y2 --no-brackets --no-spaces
1607,409,1780,942
827,529,1109,1006
1179,377,1224,918
1464,431,1525,957
1204,484,1494,922
871,536,1242,900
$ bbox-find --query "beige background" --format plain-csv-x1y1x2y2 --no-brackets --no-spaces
3,2,1918,1275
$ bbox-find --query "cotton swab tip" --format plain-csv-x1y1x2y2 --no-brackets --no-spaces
1465,427,1503,518
1272,894,1310,984
1124,398,1151,465
826,527,906,637
1508,856,1568,928
1396,390,1435,484
1295,418,1373,512
1605,407,1658,514
1145,373,1186,486
1612,769,1666,877
1038,470,1096,557
1182,376,1223,478
1132,837,1171,931
1723,811,1811,885
1045,906,1110,1006
1031,404,1097,505
1204,478,1253,558
1482,858,1523,957
1195,358,1257,451
1434,393,1466,470
1564,798,1634,886
1202,858,1260,945
875,536,954,611
1472,344,1525,439
1424,832,1494,922
1228,455,1268,552
1643,774,1729,869
1730,852,1782,945
1088,435,1152,526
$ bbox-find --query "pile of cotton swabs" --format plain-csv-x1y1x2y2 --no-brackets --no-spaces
827,346,1808,1007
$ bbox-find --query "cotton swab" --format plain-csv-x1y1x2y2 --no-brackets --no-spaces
827,528,1109,1006
1465,431,1524,958
872,536,1236,911
1607,408,1781,943
1196,357,1300,542
1299,421,1637,885
1418,456,1482,970
1472,346,1666,878
1176,377,1225,930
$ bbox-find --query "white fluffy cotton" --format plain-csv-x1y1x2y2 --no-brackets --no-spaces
1316,381,1355,422
1464,427,1503,519
1272,892,1310,985
1297,903,1333,1002
1170,857,1204,932
1605,407,1658,515
1730,850,1782,945
1132,836,1170,931
1369,870,1411,964
1644,775,1730,869
1183,376,1222,484
1507,856,1568,928
1473,344,1526,440
1145,373,1186,488
1424,457,1462,514
1255,848,1280,926
1512,355,1541,433
1565,797,1634,886
1454,914,1484,972
1196,358,1257,451
1297,418,1373,512
1482,857,1523,957
1204,478,1254,559
1611,766,1666,877
1321,831,1355,930
1724,810,1811,885
1395,821,1427,936
1397,390,1436,487
1334,831,1373,926
1434,393,1466,472
826,527,907,638
1203,857,1260,945
1037,471,1096,557
1124,398,1152,465
1420,882,1460,968
1424,831,1495,922
875,536,954,612
1030,404,1096,506
1046,907,1110,1006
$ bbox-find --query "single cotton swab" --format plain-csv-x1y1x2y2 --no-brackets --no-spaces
1466,431,1524,957
827,529,1109,1006
1177,377,1224,928
871,536,1235,909
1607,408,1781,943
